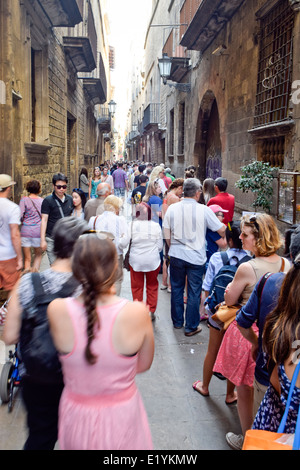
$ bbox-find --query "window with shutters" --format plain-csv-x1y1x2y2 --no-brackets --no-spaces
169,109,175,156
178,102,185,155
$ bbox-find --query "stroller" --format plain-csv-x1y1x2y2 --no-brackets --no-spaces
0,297,21,412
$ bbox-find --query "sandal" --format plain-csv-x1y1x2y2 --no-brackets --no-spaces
192,380,209,397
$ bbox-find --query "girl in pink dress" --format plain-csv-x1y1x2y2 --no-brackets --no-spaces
48,235,154,450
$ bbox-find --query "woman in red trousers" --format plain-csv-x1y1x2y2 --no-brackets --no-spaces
129,202,163,320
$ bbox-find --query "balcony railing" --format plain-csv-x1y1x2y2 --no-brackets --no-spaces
143,103,160,130
63,1,97,73
96,108,111,132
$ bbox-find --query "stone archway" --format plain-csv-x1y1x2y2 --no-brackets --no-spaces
194,90,222,182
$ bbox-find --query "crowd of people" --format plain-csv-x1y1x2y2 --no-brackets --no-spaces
0,160,300,451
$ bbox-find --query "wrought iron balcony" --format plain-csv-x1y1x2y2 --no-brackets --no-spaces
80,53,107,106
143,103,160,130
63,0,97,73
96,108,111,132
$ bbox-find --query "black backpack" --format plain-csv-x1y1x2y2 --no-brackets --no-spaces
19,273,79,384
206,252,252,314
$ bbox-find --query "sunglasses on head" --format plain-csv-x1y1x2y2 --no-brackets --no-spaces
55,184,67,190
249,215,260,232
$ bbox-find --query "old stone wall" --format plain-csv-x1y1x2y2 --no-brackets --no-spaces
0,1,104,202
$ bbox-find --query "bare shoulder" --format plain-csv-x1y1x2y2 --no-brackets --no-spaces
236,260,255,276
47,298,68,320
48,297,67,310
112,300,152,354
118,300,150,326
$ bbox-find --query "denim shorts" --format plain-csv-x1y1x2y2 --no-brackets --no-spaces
21,237,41,248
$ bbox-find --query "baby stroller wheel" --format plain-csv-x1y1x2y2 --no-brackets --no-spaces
0,361,14,404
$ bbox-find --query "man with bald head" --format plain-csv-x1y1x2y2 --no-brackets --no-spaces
84,182,111,222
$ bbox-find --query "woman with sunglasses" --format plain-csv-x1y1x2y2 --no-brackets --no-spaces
71,188,86,220
213,213,291,450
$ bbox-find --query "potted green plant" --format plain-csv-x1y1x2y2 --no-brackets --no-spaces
235,160,279,213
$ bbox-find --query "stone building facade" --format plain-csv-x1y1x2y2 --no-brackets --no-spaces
137,0,300,225
0,0,112,201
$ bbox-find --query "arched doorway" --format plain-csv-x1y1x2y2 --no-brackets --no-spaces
194,91,222,182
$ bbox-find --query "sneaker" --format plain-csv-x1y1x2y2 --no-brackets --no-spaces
225,432,244,450
160,285,168,290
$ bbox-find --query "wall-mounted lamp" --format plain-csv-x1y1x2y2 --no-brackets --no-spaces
212,45,228,56
108,99,117,117
158,53,191,92
158,53,173,85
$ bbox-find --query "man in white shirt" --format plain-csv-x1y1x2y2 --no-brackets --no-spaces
0,174,23,291
163,178,226,336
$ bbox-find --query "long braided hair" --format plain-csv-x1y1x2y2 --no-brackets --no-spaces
71,234,119,365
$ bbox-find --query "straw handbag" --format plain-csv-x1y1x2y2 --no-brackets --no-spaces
211,304,241,330
243,361,300,450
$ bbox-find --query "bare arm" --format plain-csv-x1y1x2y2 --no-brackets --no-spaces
40,213,49,251
224,262,256,306
3,280,22,345
10,224,23,270
215,236,228,250
163,226,171,247
217,223,226,237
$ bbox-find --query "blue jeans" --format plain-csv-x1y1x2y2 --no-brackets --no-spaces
114,187,125,198
170,256,205,333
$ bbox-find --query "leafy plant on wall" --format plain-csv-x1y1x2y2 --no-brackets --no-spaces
235,160,279,212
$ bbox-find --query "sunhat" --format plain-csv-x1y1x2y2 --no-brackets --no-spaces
0,174,16,191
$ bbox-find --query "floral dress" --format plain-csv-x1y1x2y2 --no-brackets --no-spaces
252,364,300,433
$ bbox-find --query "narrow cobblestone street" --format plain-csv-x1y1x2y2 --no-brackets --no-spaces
0,242,241,450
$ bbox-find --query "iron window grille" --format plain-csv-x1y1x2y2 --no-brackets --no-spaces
254,0,294,128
